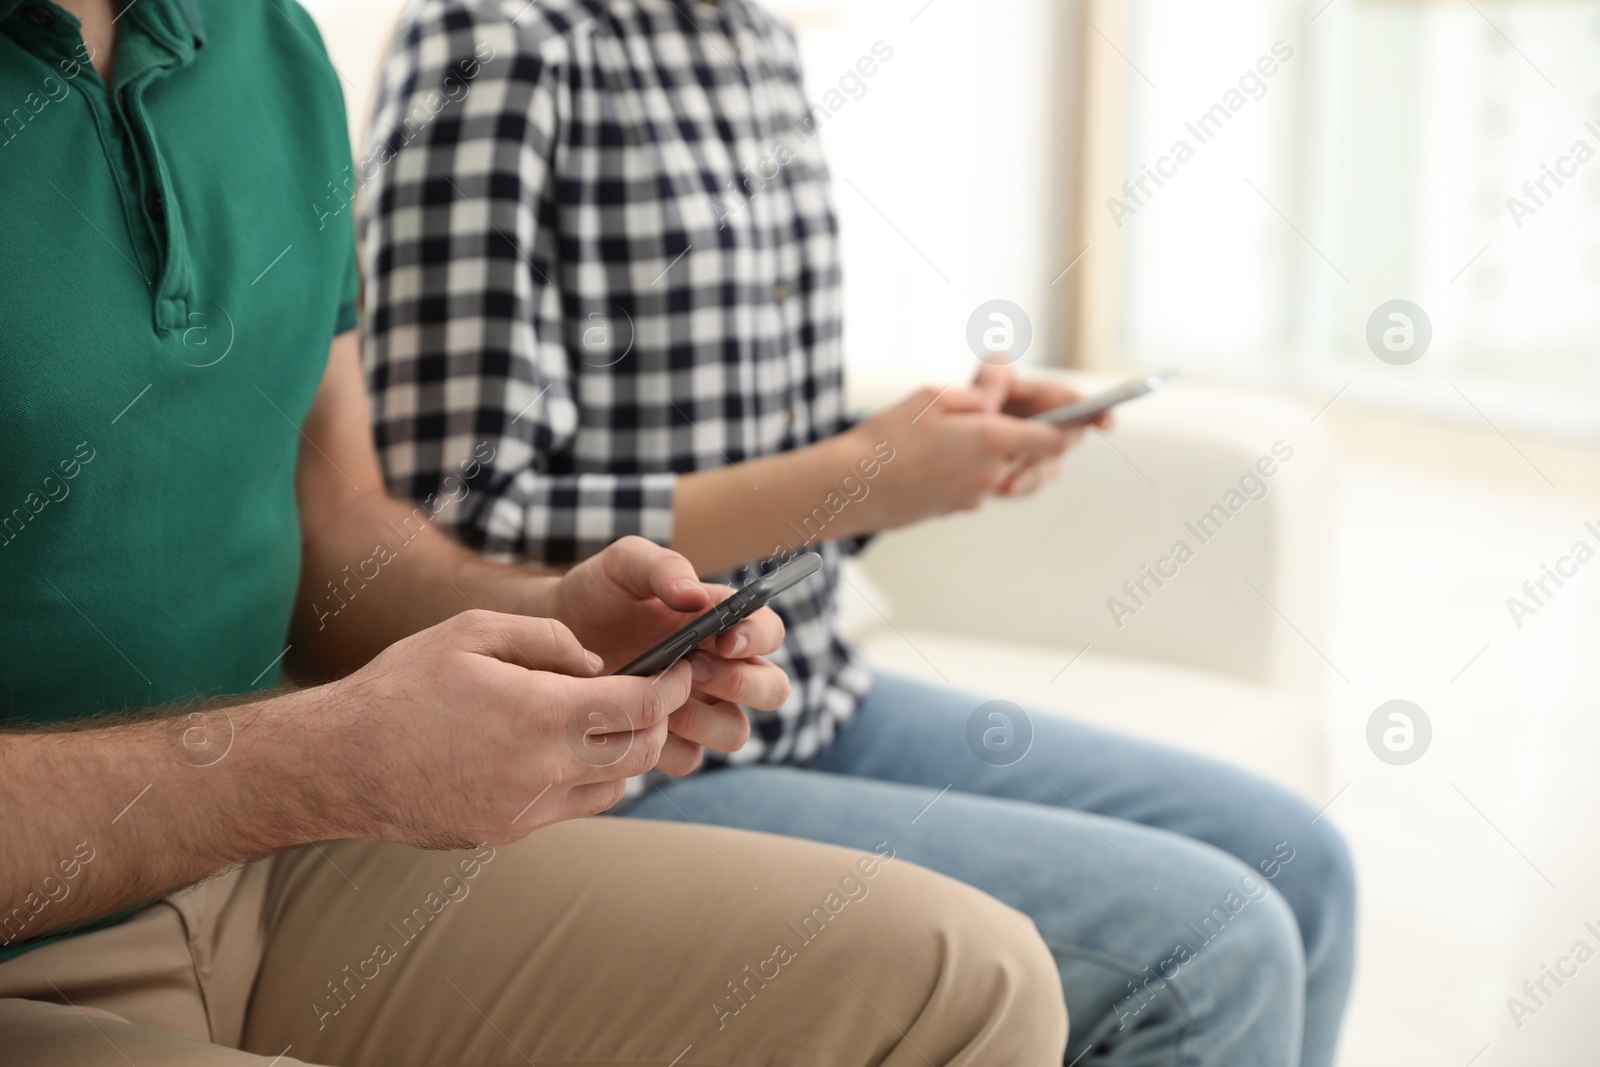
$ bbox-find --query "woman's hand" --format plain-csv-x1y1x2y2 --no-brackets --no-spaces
840,383,1074,532
971,364,1110,497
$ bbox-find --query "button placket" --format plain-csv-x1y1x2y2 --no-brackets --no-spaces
116,69,190,332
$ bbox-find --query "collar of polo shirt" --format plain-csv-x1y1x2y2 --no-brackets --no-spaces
0,0,205,46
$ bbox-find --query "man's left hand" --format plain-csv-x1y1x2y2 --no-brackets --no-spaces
544,536,789,775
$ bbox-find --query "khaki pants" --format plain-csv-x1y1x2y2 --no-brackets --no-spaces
0,819,1065,1065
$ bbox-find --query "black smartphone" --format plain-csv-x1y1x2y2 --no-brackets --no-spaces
614,552,824,677
1029,369,1177,426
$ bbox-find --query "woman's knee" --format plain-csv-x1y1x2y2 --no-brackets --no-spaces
1252,797,1359,959
1294,815,1358,914
1182,866,1308,1014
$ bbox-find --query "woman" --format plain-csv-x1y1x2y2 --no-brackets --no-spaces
363,1,1357,1062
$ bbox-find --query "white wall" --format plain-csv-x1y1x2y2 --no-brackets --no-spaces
772,0,1075,389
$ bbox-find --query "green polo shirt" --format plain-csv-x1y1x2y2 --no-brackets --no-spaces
0,0,356,952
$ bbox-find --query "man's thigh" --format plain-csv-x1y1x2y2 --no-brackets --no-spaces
243,818,1063,1067
0,875,309,1067
0,997,314,1067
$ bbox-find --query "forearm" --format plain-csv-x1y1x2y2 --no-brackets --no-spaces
673,429,885,574
0,689,342,946
291,489,562,679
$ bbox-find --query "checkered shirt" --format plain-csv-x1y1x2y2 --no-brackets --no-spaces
362,0,873,768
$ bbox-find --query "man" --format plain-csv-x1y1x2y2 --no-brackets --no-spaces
0,1,1069,1063
363,0,1359,1063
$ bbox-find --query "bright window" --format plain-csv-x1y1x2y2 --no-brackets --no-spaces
1112,0,1600,435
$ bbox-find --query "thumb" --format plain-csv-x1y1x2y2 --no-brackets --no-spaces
928,384,1000,416
971,363,1011,412
975,415,1074,460
448,611,603,675
601,536,711,613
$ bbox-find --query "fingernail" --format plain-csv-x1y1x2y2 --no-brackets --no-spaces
675,578,699,594
691,652,714,682
729,631,749,657
585,650,604,672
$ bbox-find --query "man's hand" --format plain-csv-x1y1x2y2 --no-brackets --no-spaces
972,363,1110,498
1,609,709,940
840,384,1073,531
546,536,788,776
326,609,695,846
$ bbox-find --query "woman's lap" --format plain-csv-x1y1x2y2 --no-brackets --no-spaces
627,671,1357,1066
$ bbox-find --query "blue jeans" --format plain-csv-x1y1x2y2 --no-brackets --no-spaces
626,672,1356,1066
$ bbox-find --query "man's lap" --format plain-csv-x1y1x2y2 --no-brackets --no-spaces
246,820,1060,1064
0,818,1065,1066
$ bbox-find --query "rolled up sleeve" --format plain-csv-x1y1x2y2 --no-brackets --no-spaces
361,0,676,564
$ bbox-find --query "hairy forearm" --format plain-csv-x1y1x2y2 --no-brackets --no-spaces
673,430,890,574
290,490,562,679
0,688,342,947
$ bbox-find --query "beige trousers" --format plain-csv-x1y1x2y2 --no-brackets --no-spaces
0,819,1065,1065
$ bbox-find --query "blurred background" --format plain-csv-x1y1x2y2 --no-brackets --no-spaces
303,0,1600,1062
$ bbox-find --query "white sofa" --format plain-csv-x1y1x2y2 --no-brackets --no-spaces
840,373,1339,800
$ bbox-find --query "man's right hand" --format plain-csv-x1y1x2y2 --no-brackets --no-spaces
840,385,1074,533
320,610,692,849
0,611,692,946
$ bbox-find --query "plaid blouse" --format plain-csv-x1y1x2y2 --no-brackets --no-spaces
362,0,872,767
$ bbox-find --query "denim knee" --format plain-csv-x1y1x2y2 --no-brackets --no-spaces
1178,873,1307,1035
1261,800,1359,974
1097,850,1306,1067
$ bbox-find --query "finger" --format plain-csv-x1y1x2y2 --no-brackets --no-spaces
971,363,1013,411
970,415,1073,460
998,461,1042,497
614,716,672,779
1008,379,1076,418
656,734,707,777
670,695,753,753
451,610,602,675
601,536,712,613
561,779,630,820
708,603,785,659
1039,382,1086,406
1005,459,1059,498
1054,425,1086,451
687,651,789,711
568,706,672,783
929,384,1002,415
568,660,695,740
997,459,1037,497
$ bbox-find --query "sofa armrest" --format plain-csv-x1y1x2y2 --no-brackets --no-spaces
851,375,1340,711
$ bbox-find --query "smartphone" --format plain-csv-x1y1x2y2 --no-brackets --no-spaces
614,552,824,677
1029,369,1178,427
